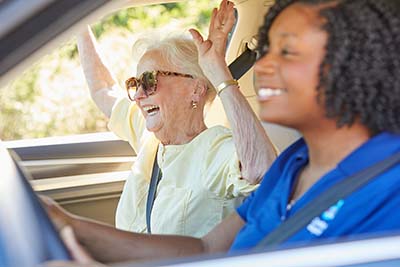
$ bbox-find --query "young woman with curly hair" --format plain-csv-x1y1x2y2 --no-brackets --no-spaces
44,0,400,263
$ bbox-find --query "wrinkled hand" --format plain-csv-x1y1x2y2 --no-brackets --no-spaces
189,0,236,85
39,195,72,231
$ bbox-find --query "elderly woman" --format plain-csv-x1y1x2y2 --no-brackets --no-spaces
76,0,276,237
47,0,400,264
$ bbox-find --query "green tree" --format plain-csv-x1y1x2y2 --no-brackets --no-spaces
0,0,219,141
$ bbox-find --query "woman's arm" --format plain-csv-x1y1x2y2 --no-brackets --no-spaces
190,0,277,184
75,214,244,263
43,196,244,263
77,26,118,118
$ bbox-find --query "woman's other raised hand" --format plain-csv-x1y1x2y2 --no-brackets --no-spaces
189,0,236,86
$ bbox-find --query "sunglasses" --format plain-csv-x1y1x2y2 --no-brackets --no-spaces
125,70,194,101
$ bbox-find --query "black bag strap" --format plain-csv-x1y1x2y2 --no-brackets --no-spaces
146,151,162,234
256,150,400,249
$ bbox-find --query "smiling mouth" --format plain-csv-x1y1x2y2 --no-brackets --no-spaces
143,105,160,116
258,88,287,98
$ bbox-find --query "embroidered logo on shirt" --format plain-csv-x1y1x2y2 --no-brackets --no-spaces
306,200,345,236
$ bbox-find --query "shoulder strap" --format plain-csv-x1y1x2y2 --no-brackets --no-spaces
228,46,257,80
256,150,400,249
146,151,162,234
143,38,257,234
228,39,257,80
143,39,257,234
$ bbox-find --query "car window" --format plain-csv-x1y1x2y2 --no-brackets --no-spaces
0,0,221,141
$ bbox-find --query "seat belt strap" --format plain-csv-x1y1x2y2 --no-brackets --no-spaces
146,151,162,234
145,37,258,234
228,38,258,80
256,150,400,249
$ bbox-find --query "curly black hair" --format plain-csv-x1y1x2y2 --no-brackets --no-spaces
257,0,400,134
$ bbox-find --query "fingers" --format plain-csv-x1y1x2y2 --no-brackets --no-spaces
189,28,212,56
218,0,228,13
218,1,235,33
61,226,94,264
189,28,204,45
208,8,218,36
39,194,71,231
210,0,235,35
39,226,104,267
39,194,53,204
225,2,236,30
39,194,60,212
190,0,235,61
39,195,59,212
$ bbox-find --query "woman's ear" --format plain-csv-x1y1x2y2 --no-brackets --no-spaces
192,79,208,102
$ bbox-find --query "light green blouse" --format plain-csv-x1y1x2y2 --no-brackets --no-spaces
109,97,258,237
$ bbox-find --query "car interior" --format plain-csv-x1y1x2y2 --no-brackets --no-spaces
1,0,299,226
4,0,399,266
0,144,71,265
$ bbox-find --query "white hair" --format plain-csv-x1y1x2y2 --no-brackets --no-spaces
132,32,216,104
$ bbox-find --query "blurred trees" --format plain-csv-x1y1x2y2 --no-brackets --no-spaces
0,0,218,141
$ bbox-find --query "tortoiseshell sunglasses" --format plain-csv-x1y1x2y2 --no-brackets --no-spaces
125,70,194,101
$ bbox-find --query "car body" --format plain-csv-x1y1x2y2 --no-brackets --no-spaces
1,0,398,266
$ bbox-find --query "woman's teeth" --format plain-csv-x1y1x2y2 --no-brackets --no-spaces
143,105,160,115
258,88,286,98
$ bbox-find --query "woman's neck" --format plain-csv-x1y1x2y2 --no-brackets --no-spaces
289,122,371,203
302,122,372,172
155,114,208,146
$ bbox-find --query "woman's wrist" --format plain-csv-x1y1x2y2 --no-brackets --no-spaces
209,71,235,88
216,79,239,96
201,59,240,96
202,59,232,85
207,63,238,96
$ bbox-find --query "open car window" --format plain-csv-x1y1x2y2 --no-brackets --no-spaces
1,0,249,229
0,0,221,141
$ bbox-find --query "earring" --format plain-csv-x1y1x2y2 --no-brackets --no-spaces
191,100,198,109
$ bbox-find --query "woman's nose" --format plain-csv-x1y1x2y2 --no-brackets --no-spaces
254,52,277,76
133,86,147,101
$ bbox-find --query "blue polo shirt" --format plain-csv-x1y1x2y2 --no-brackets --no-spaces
230,132,400,251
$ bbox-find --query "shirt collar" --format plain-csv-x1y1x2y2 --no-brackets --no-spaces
338,132,400,176
293,138,309,162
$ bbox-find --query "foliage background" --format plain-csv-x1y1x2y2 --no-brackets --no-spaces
0,0,219,141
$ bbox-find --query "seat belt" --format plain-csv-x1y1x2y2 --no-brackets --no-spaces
145,37,259,234
255,150,400,250
146,152,162,234
228,37,258,80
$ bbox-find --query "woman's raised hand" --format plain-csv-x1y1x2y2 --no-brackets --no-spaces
189,0,236,86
